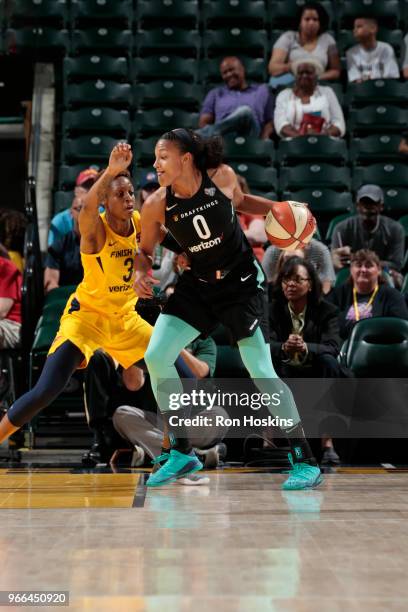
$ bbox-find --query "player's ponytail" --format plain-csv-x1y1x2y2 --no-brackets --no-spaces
160,128,224,170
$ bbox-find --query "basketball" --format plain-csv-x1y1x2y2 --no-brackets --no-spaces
265,201,317,251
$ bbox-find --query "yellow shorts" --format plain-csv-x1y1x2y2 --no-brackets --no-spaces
48,293,153,369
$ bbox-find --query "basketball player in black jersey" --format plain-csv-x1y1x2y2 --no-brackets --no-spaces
134,128,322,490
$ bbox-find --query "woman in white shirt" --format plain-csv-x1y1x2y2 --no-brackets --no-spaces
274,58,345,138
268,1,341,87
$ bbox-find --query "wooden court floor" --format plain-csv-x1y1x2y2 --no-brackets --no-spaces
1,466,408,611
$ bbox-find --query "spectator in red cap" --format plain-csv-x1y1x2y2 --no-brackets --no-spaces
48,167,98,246
0,257,22,348
135,169,160,211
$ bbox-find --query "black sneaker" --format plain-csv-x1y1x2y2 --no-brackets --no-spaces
321,446,340,466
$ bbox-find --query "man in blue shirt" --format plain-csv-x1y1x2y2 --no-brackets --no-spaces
198,56,274,140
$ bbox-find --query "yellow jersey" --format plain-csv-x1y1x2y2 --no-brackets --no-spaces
75,211,141,317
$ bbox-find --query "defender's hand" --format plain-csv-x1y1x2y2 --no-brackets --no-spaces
133,270,160,299
108,142,132,175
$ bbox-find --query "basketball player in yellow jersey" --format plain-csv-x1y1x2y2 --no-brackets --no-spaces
0,143,153,443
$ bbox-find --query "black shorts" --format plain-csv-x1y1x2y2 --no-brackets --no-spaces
162,255,269,343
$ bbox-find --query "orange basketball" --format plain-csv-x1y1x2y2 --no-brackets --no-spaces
265,201,316,251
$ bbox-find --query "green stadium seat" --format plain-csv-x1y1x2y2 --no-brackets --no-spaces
347,80,408,107
9,0,68,25
339,1,400,29
71,0,133,26
279,164,351,192
399,215,408,237
352,163,408,190
53,191,74,214
204,28,268,58
133,56,197,82
135,81,202,109
338,29,403,58
344,317,408,377
334,267,350,287
61,135,119,163
401,274,408,294
223,136,275,164
63,55,129,82
348,105,407,135
277,136,348,165
64,80,132,108
383,189,408,217
136,29,200,57
281,189,354,220
133,137,159,164
251,190,278,201
137,108,199,135
7,28,69,55
71,29,133,55
203,0,267,28
270,0,335,30
199,57,266,83
229,162,277,191
325,213,354,243
62,108,130,137
349,135,403,164
58,163,103,190
137,1,198,28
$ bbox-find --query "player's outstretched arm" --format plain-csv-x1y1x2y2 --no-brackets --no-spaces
79,142,132,253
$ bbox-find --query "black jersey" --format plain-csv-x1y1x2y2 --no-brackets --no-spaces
165,171,251,277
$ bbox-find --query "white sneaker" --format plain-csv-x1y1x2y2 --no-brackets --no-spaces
176,473,210,486
131,445,145,467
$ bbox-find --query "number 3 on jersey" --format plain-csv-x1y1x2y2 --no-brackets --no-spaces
123,257,134,282
193,215,211,240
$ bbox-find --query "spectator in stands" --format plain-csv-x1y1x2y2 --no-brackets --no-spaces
268,1,340,88
0,209,27,273
346,17,400,82
197,56,274,140
264,237,336,294
236,175,267,262
398,128,408,155
135,169,160,212
403,33,408,79
274,59,345,138
48,168,98,246
331,185,405,286
327,249,408,340
43,194,83,293
0,256,22,348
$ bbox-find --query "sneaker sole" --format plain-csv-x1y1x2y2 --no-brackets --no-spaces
282,474,324,491
146,461,203,488
176,475,210,486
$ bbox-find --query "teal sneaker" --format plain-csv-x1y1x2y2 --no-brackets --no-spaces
147,449,203,488
282,454,323,490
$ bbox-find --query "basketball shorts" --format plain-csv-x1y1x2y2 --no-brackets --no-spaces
48,293,153,369
162,256,269,343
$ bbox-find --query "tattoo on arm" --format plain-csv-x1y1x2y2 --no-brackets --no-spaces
96,172,113,204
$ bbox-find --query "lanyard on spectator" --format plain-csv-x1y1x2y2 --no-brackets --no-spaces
352,285,379,321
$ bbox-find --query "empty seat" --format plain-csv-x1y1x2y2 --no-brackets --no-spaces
9,0,68,25
352,163,408,190
136,29,200,57
204,28,268,58
71,0,133,26
71,29,133,55
135,81,202,109
137,1,198,28
137,108,199,135
230,162,277,190
399,215,408,237
350,134,403,163
277,136,348,165
133,137,160,164
133,56,196,82
281,189,354,220
347,80,408,106
339,1,400,29
61,135,119,163
348,105,407,134
58,163,103,190
7,28,69,55
383,189,408,217
63,55,129,82
64,80,132,108
203,0,267,28
199,57,266,83
223,136,275,164
279,164,351,192
62,108,130,136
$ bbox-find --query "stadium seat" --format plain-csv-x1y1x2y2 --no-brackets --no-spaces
350,135,403,164
277,136,348,165
325,213,354,243
279,164,351,192
399,215,408,237
352,163,408,190
58,163,103,190
135,81,202,110
270,0,334,30
281,189,354,220
9,0,68,26
338,29,403,58
348,105,407,135
70,0,133,26
199,57,266,84
334,267,350,287
223,136,275,164
401,274,408,294
347,80,408,107
7,28,69,56
339,1,400,29
137,108,199,135
383,189,408,218
64,81,132,108
204,29,268,58
133,137,160,164
62,108,130,137
136,29,200,57
229,162,277,191
63,56,129,82
137,1,198,28
344,317,408,377
203,0,267,28
133,56,197,82
61,135,119,163
71,29,133,55
53,191,74,214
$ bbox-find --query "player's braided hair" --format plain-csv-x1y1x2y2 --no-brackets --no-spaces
160,128,224,170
